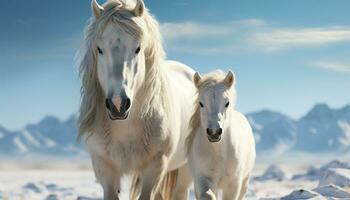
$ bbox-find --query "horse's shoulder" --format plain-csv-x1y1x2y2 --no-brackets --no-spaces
230,110,253,136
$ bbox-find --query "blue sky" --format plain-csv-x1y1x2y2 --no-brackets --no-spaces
0,0,349,130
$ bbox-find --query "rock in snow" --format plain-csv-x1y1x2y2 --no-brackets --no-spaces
255,165,285,181
280,189,323,200
318,168,350,188
313,184,350,198
22,182,43,193
292,166,323,181
292,160,350,181
277,185,350,199
320,160,350,171
273,160,350,200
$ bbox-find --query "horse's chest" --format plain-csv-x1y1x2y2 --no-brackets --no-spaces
109,139,149,170
107,120,169,172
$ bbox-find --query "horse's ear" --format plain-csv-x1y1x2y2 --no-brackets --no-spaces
193,72,202,88
224,71,235,88
133,0,145,17
91,0,104,18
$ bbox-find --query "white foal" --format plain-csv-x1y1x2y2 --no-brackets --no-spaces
187,70,256,200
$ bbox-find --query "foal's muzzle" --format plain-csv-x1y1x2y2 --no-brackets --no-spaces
206,128,222,142
105,97,131,120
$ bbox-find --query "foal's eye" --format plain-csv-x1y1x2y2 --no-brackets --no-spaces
135,46,141,54
199,102,204,108
97,47,103,55
225,102,230,108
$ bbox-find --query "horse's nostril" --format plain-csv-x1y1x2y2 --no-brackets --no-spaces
216,128,223,136
105,99,111,110
124,98,131,110
207,128,213,135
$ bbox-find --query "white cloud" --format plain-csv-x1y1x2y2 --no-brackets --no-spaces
161,19,265,40
160,19,350,54
251,27,350,52
161,21,232,40
312,61,350,73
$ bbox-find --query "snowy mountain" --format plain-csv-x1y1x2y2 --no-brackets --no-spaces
0,115,85,158
0,103,349,158
295,103,350,152
247,110,297,153
248,103,350,153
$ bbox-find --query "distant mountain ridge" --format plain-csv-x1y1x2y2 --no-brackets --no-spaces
0,103,349,157
0,115,85,158
248,103,350,153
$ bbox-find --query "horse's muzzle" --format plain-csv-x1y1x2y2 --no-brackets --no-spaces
105,98,131,120
207,128,222,142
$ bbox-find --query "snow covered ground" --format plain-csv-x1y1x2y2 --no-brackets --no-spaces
1,160,350,200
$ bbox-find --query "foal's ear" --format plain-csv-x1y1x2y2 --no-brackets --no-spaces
193,72,202,88
133,0,145,17
224,71,235,88
91,0,104,19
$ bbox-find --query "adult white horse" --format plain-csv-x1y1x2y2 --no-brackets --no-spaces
187,71,256,200
77,0,195,199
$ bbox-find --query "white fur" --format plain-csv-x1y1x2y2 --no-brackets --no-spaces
188,71,256,200
78,0,196,199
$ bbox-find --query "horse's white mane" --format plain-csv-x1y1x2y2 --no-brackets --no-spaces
186,70,236,152
77,0,167,139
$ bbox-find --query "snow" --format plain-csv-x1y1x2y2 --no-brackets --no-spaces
13,136,28,153
1,160,350,199
22,129,41,148
35,131,57,148
0,170,104,200
0,168,306,200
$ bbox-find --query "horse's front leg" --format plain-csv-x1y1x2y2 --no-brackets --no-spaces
91,154,121,200
139,154,168,200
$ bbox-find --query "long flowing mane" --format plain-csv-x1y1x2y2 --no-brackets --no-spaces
77,0,167,139
186,70,236,152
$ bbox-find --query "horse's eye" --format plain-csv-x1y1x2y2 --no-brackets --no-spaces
199,102,204,108
97,47,103,55
135,46,141,54
225,102,230,108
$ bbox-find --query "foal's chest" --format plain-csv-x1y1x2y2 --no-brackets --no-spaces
216,145,240,184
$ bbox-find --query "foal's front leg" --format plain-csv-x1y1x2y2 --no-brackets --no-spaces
194,176,217,200
222,178,242,200
139,154,168,200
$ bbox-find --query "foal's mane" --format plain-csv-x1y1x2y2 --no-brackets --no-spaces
77,0,166,139
186,70,234,152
